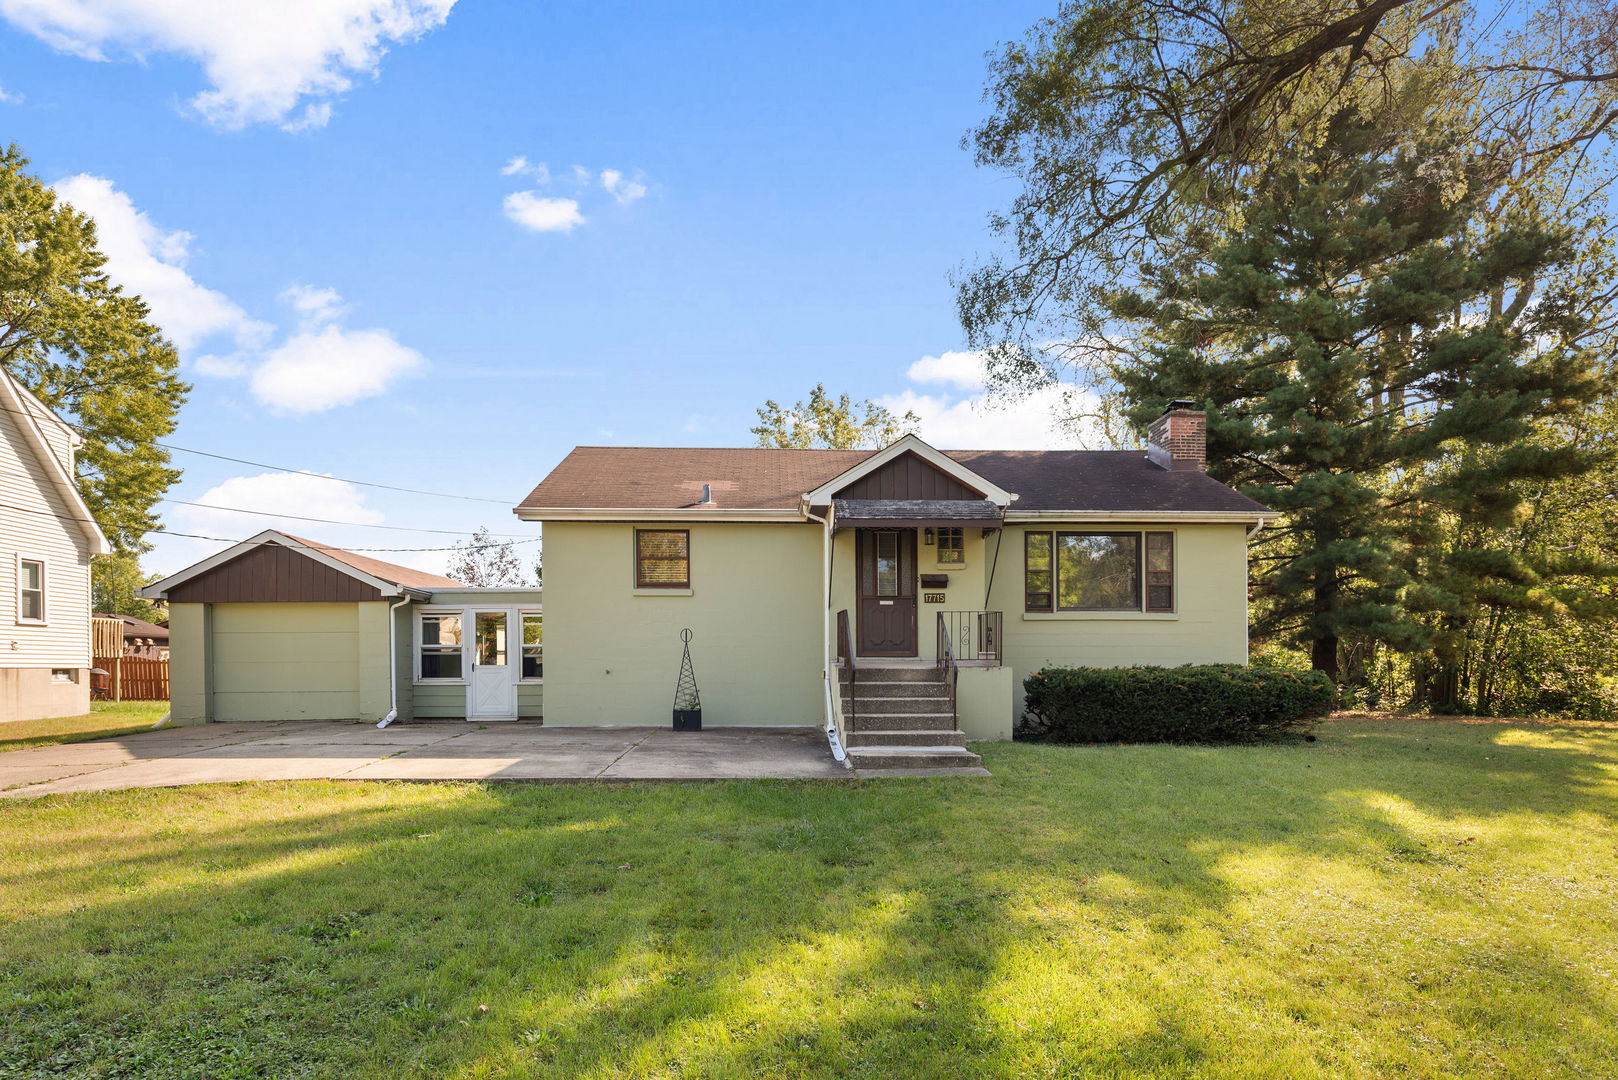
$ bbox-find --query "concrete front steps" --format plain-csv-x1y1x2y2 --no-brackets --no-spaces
840,663,990,778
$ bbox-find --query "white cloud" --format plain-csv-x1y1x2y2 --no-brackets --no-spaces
601,168,647,205
0,83,21,103
876,349,1101,450
906,349,993,390
501,155,549,182
52,173,271,352
251,324,425,414
51,173,426,411
173,470,383,538
0,0,457,130
502,191,584,234
280,282,345,325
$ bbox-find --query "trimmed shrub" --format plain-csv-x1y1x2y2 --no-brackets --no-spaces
1020,664,1335,744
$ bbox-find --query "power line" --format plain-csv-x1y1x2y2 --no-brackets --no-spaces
158,497,534,537
0,497,541,553
0,397,519,505
155,442,516,504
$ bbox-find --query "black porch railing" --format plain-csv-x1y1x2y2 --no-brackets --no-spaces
937,610,1003,663
835,609,856,726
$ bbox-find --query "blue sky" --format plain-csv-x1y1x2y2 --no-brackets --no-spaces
0,0,1080,576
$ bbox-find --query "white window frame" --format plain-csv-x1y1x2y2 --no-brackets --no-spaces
415,607,468,685
518,609,544,684
16,555,46,625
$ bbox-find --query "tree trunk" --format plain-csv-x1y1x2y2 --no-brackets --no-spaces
1311,634,1340,681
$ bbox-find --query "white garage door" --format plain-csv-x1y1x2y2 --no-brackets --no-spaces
211,603,360,721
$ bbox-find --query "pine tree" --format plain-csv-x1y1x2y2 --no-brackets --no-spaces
1109,116,1604,680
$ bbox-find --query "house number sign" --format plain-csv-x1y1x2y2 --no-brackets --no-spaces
923,592,947,604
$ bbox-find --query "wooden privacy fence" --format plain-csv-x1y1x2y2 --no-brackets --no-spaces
91,655,170,701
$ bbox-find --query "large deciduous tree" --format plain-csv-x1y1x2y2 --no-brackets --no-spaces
0,145,187,553
1109,117,1604,680
751,384,920,449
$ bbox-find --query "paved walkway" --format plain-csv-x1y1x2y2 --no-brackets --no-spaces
0,722,849,798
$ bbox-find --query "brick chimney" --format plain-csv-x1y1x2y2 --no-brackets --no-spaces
1146,399,1206,472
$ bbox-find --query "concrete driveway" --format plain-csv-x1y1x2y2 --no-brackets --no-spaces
0,722,850,799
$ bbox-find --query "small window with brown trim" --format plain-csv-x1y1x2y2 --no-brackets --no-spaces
635,529,690,588
936,527,964,565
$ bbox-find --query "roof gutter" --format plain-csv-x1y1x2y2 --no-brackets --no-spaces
1004,510,1277,525
514,507,807,522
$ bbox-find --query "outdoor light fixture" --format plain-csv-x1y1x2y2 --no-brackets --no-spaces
924,528,936,545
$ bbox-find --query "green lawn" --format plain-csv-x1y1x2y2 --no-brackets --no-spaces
0,701,169,753
1,713,1615,1079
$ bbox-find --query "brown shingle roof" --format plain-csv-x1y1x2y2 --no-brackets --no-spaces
518,447,1270,516
279,534,464,590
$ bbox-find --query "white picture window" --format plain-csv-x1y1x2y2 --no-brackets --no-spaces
419,612,464,680
17,558,45,623
520,612,543,680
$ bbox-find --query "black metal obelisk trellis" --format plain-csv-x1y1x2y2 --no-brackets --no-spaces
672,628,702,731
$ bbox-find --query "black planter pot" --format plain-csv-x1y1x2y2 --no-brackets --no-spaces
672,709,702,732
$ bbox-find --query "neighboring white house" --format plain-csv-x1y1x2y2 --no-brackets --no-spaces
0,367,110,721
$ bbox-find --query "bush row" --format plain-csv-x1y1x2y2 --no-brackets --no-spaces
1020,664,1335,743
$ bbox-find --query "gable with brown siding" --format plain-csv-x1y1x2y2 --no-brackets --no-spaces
165,543,387,603
832,451,984,501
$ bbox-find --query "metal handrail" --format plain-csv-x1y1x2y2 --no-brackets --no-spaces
836,609,855,726
936,612,958,723
938,610,1003,663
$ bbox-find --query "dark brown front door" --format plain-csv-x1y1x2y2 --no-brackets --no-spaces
857,528,917,656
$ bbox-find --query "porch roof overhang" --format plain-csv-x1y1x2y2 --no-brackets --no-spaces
830,498,1004,530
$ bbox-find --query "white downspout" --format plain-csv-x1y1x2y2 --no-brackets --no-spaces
803,500,846,764
376,593,412,728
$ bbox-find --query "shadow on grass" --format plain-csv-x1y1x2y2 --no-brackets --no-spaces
0,702,168,754
0,713,1614,1078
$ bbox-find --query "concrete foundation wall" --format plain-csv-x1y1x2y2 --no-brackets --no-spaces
0,666,90,722
954,665,1015,741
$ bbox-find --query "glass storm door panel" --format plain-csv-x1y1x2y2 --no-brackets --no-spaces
468,611,518,719
856,528,917,656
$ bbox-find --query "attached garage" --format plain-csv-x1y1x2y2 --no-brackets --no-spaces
210,602,364,721
143,530,544,725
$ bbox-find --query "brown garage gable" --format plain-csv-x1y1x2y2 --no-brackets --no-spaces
166,543,386,603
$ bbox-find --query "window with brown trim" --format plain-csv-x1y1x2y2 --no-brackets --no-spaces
1023,530,1175,613
635,529,690,588
936,527,964,565
1145,531,1175,612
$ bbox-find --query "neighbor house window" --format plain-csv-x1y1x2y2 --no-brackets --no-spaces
936,527,964,565
1023,531,1175,613
419,613,464,679
17,558,44,622
521,612,543,680
635,529,690,588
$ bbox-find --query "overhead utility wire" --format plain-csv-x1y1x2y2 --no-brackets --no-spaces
158,497,533,537
155,442,515,504
0,398,516,505
0,498,540,553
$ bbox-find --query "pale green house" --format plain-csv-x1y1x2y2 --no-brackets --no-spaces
148,404,1273,775
516,403,1273,772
